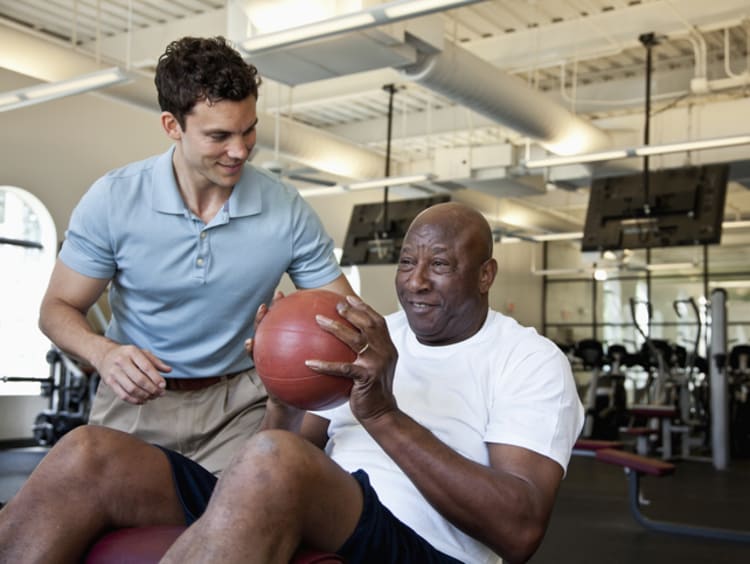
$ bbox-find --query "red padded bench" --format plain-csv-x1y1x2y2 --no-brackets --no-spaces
572,439,623,457
85,526,344,563
595,447,675,477
573,439,624,451
628,404,677,418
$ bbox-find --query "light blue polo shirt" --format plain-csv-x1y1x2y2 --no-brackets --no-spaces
59,146,341,378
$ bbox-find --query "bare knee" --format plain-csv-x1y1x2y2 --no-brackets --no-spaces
4,426,134,521
201,430,359,552
221,430,321,493
240,430,315,469
44,425,145,482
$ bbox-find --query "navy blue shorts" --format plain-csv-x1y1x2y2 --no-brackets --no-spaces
157,446,463,564
156,446,217,524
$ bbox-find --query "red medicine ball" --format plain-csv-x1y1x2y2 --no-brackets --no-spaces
254,289,355,410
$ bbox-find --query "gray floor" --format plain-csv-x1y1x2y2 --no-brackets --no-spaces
531,455,750,564
0,447,47,505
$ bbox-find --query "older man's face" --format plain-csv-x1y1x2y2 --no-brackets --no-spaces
395,221,489,346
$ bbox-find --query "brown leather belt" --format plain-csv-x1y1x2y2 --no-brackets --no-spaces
163,371,243,392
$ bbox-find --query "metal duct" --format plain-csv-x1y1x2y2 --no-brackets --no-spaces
256,114,384,179
0,21,385,180
400,41,611,155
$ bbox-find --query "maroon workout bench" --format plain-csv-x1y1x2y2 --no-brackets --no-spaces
573,439,750,543
85,526,344,563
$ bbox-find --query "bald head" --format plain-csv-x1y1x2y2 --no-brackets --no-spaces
408,202,494,265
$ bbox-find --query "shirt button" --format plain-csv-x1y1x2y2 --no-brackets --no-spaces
196,257,204,266
200,232,207,239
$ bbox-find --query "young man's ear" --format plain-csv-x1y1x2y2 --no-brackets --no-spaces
161,112,182,140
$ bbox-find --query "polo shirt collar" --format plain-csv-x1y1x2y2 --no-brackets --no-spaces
151,146,184,215
227,166,262,218
150,146,262,218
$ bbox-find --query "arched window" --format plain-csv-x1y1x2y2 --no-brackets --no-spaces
0,186,57,395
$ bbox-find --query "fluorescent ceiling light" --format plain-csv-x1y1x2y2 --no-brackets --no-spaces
530,219,750,243
0,67,131,113
526,150,629,168
532,232,584,242
634,135,750,156
384,0,481,18
241,0,481,54
347,174,431,191
297,173,433,196
524,134,750,169
0,93,21,106
298,185,348,197
243,13,376,52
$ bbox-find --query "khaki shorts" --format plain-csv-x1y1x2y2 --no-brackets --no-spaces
88,369,267,475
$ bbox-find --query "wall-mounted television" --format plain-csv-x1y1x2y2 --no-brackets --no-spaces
581,164,729,252
340,195,451,265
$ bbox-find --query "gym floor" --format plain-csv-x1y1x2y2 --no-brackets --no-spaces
0,446,47,508
2,445,749,562
532,454,750,563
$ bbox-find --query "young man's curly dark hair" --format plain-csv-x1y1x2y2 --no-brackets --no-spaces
155,36,262,129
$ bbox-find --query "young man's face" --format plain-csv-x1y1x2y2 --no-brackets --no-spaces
167,95,258,190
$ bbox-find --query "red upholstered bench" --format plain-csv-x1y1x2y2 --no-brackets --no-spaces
85,526,345,563
627,404,677,418
573,439,624,451
595,447,675,477
572,439,624,457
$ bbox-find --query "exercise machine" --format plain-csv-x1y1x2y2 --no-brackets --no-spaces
1,347,98,446
728,344,750,458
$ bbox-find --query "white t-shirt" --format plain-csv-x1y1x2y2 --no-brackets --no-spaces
320,309,584,564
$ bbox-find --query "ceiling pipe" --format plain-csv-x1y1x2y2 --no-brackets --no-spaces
399,40,612,156
0,21,386,181
260,113,385,179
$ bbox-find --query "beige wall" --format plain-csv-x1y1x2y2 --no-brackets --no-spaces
0,69,544,439
0,70,169,243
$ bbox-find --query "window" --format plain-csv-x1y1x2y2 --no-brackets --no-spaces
0,186,57,395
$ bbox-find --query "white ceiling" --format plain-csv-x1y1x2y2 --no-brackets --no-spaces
1,0,750,267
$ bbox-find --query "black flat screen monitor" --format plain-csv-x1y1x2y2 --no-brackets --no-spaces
340,195,451,265
581,164,729,252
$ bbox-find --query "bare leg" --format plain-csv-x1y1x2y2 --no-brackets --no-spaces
0,425,185,564
161,430,363,564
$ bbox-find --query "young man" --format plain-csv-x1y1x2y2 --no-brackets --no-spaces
37,36,353,475
2,203,583,563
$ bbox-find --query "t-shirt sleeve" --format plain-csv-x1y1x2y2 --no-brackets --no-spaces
58,179,117,280
285,192,342,289
486,339,584,474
